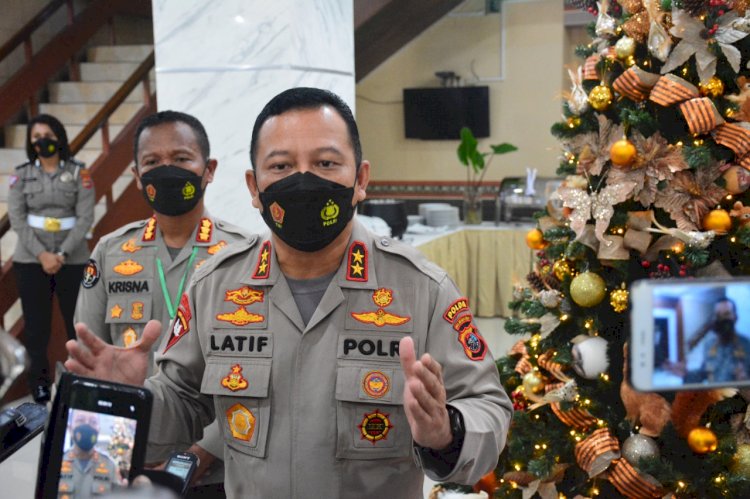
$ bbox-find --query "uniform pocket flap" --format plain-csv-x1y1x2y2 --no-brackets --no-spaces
335,365,404,405
201,358,271,397
104,296,152,324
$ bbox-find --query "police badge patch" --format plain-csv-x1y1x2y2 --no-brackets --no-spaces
358,410,392,444
164,294,192,352
82,259,100,288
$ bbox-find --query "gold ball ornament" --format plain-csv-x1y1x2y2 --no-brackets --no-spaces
687,427,718,454
702,209,732,234
570,272,607,308
733,444,750,477
610,288,629,313
522,370,544,394
699,76,725,98
525,228,547,250
567,116,582,129
589,85,613,112
610,138,638,167
615,36,636,59
553,259,574,280
722,165,750,195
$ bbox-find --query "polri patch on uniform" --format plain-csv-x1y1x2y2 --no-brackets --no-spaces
351,287,410,327
362,371,390,399
8,175,18,188
252,240,272,279
224,286,264,305
197,217,213,243
226,403,255,441
216,307,264,326
164,294,192,352
131,301,144,320
79,168,93,189
82,259,100,288
443,297,469,323
453,313,487,361
123,327,138,348
208,240,227,255
221,364,249,391
358,409,392,444
113,259,143,276
142,217,157,242
346,241,368,282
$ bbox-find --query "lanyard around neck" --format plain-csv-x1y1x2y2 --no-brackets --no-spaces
156,247,199,320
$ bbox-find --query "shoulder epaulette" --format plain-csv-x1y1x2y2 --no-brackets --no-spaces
97,218,151,245
193,235,260,283
374,237,446,284
214,218,254,240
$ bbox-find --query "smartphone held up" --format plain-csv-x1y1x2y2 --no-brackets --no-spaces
630,278,750,392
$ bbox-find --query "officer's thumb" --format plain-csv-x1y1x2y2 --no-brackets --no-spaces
137,320,163,351
399,336,417,376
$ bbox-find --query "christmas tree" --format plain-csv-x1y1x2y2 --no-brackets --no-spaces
485,0,750,497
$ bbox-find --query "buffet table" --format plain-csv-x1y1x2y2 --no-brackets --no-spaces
406,222,534,317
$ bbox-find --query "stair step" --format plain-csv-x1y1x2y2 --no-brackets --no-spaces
4,124,127,149
80,63,156,83
39,102,142,126
0,149,102,175
49,81,146,104
86,45,153,63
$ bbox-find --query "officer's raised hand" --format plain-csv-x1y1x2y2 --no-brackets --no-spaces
65,320,161,386
399,336,452,450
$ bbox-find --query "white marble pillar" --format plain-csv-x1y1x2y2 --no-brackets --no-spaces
151,0,354,233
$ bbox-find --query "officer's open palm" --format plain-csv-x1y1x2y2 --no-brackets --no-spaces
399,336,452,450
65,320,162,386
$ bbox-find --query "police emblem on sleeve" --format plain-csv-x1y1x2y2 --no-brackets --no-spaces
221,364,249,391
164,294,192,352
227,403,255,442
453,314,487,361
362,371,390,399
82,259,100,288
358,410,392,444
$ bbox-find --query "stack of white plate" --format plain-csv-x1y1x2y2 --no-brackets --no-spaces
424,205,460,227
418,203,451,219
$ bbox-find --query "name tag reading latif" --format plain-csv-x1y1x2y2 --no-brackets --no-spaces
209,331,273,357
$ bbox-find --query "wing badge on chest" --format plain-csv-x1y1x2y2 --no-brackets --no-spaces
350,288,410,327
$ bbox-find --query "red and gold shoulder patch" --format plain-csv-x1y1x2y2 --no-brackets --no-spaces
82,259,100,289
164,294,191,352
79,168,93,189
346,241,368,282
252,240,272,279
362,371,390,399
443,297,469,323
142,217,157,242
227,403,255,442
358,409,392,444
207,240,227,255
225,286,264,306
221,364,249,392
197,217,213,243
121,238,142,253
351,287,410,327
122,327,138,348
453,313,487,361
216,307,265,326
131,301,144,320
113,259,143,276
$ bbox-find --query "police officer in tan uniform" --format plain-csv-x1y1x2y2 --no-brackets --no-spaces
8,114,95,403
74,111,249,495
58,410,119,499
67,88,512,499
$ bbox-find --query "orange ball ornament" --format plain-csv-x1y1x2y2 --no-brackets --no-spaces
473,470,500,495
687,427,718,454
610,138,637,167
702,209,732,234
525,228,547,250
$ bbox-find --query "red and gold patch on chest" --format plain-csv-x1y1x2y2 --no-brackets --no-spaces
358,409,392,444
351,287,410,327
362,371,390,399
227,403,256,442
221,364,249,392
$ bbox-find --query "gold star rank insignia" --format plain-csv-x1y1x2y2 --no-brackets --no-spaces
110,304,123,319
142,217,156,242
252,241,272,279
346,241,368,282
196,218,213,242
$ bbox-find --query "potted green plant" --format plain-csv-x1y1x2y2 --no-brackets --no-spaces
457,126,518,224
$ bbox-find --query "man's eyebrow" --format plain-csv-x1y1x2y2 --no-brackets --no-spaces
314,146,345,157
263,150,290,162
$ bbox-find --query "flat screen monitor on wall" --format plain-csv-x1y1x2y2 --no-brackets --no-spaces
403,86,490,140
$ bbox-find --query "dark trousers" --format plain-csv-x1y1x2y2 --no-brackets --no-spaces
13,262,85,389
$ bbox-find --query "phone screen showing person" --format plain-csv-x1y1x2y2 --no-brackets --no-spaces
36,374,151,499
631,279,750,390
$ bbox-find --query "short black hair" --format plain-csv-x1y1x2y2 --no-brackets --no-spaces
133,110,210,165
26,114,70,161
250,87,362,169
717,297,738,315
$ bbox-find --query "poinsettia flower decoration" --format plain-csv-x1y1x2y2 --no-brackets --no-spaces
563,115,624,176
661,10,749,84
653,164,728,230
607,132,690,207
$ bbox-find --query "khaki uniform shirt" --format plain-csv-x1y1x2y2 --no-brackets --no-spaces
146,219,513,499
58,450,118,499
74,213,250,464
8,159,95,264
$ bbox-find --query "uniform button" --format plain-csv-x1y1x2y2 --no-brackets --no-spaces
381,238,390,246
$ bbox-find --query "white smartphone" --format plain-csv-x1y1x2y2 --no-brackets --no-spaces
630,277,750,391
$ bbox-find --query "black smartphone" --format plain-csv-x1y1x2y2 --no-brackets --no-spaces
164,451,200,494
35,373,152,499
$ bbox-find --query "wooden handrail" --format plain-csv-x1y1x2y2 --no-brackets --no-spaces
0,0,68,63
69,51,155,154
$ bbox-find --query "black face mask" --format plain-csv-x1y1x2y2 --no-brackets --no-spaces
140,165,205,216
716,319,735,339
258,172,355,252
73,423,98,452
35,137,59,158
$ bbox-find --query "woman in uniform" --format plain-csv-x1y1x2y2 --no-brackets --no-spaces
8,114,95,402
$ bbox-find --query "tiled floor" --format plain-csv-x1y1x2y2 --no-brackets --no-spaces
2,318,515,498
